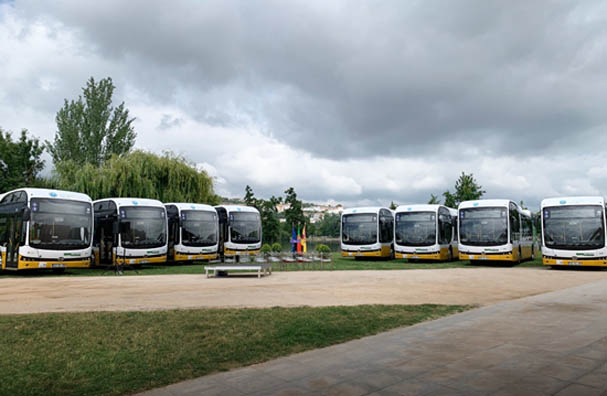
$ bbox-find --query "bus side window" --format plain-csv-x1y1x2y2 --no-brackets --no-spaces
379,210,393,243
509,204,520,242
438,211,452,245
0,216,6,246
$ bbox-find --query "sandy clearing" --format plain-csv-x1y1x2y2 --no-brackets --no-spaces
1,267,606,314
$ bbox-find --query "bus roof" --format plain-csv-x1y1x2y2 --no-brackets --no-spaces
2,188,92,202
394,204,456,213
165,202,216,212
459,199,514,210
541,196,605,208
521,209,532,218
342,207,387,215
94,197,165,208
215,204,260,214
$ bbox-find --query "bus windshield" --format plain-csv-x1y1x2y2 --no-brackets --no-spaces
342,214,377,245
460,207,508,246
29,198,92,250
230,212,261,243
543,205,605,250
395,212,436,246
120,207,166,249
181,210,217,247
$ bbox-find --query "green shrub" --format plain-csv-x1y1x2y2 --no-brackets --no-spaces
271,243,282,252
315,244,331,253
261,243,272,253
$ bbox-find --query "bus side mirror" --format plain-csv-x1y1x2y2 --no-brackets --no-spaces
112,221,120,235
22,207,31,221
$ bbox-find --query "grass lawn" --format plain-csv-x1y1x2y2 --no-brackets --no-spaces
0,253,545,278
0,304,471,396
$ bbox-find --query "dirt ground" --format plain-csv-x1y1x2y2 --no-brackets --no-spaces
1,267,607,314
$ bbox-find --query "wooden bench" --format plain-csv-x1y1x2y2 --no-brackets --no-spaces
204,264,272,278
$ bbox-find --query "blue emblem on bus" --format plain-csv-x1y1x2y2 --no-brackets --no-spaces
407,207,412,211
49,192,57,197
473,202,479,207
132,201,138,205
560,200,566,204
191,205,196,209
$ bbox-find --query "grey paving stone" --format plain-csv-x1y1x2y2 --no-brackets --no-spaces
555,383,605,396
135,280,607,396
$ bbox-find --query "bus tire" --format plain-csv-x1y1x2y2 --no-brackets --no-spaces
448,247,453,262
52,268,65,274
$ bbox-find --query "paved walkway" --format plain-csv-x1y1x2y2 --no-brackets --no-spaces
140,281,607,396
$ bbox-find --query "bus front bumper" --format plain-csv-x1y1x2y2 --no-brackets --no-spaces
175,252,218,262
395,252,442,260
224,249,260,256
543,256,607,267
459,253,514,262
342,249,383,257
115,255,167,265
17,257,91,270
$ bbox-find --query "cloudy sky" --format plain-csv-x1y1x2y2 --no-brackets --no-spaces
2,1,607,210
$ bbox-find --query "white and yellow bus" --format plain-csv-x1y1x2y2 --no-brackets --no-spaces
165,203,219,262
0,188,93,271
214,205,262,259
341,207,394,258
541,196,607,267
394,205,458,261
458,199,534,263
93,198,168,266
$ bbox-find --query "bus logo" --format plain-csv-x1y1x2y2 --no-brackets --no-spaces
407,208,412,211
191,205,196,209
559,200,566,204
473,202,479,207
132,201,138,205
49,192,57,197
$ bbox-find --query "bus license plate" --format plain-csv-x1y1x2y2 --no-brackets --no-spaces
411,255,420,259
478,257,489,260
139,260,150,264
52,264,66,268
568,261,581,266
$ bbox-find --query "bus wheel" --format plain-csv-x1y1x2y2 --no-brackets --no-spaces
52,268,65,274
448,248,453,262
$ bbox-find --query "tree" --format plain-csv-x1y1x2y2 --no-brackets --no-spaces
259,195,282,244
242,185,282,244
443,172,485,208
315,213,340,237
427,194,440,204
0,127,45,192
389,201,397,210
283,187,306,229
52,150,218,203
47,76,136,166
243,185,257,208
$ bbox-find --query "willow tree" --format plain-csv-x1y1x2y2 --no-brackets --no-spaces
53,150,219,204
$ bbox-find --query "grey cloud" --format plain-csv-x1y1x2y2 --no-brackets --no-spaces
17,0,607,160
158,114,183,130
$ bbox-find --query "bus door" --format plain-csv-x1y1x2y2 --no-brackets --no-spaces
6,212,24,269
